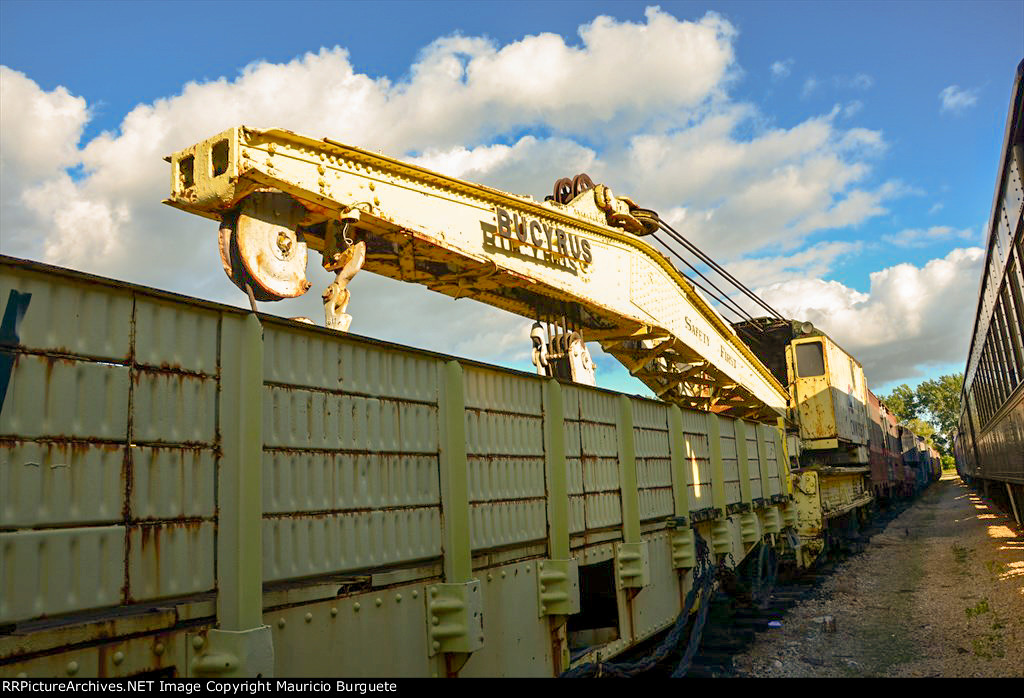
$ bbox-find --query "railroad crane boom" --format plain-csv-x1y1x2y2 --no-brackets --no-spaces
164,126,788,420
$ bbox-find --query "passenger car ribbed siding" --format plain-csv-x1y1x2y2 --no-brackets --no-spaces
956,59,1024,489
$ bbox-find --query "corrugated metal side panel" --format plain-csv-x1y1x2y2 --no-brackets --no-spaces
564,418,585,535
760,428,782,497
632,399,672,521
562,386,623,534
720,426,741,504
0,263,221,621
580,415,622,531
746,426,764,500
263,323,439,402
131,447,216,520
464,365,546,552
134,297,218,374
0,527,125,621
127,523,216,601
1,442,123,527
128,301,219,603
261,323,443,582
0,267,132,360
133,372,217,444
681,410,712,512
0,356,130,440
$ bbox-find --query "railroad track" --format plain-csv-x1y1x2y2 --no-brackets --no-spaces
633,498,918,678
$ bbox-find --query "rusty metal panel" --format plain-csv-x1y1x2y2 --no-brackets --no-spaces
127,523,215,601
0,526,125,623
263,451,333,514
468,454,546,550
1,442,123,527
467,456,545,501
577,388,617,424
265,452,441,514
561,385,582,420
583,456,620,492
631,399,668,430
633,426,668,458
0,266,132,360
463,366,547,551
263,322,440,402
339,453,440,509
635,413,673,522
746,430,764,500
568,491,586,534
564,414,586,533
0,356,129,440
580,421,618,458
262,508,442,582
720,428,741,504
133,371,216,444
0,624,189,678
761,429,782,497
134,297,218,374
463,366,542,415
131,447,216,520
265,387,438,453
469,499,547,550
583,492,623,530
466,411,543,456
264,387,342,449
638,486,673,521
680,409,713,512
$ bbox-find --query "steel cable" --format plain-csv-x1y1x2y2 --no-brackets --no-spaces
649,232,759,326
560,532,721,678
655,219,786,321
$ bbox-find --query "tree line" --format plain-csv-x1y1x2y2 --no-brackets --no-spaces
879,373,962,457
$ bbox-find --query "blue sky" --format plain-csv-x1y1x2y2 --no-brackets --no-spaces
1,0,1021,396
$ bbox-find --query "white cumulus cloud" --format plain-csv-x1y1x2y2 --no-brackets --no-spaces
0,8,936,388
756,247,985,386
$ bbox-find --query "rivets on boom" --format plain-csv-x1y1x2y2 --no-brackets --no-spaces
66,661,79,676
305,612,313,623
153,642,165,656
112,651,125,665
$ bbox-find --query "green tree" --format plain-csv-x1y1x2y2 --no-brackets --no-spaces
880,383,919,423
904,418,935,446
880,373,963,457
916,373,963,444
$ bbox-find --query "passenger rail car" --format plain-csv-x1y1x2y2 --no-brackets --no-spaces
954,59,1024,526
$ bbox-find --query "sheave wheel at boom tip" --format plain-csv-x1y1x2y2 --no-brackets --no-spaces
218,192,312,301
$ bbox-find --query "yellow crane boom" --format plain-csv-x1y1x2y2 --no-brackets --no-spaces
164,126,788,420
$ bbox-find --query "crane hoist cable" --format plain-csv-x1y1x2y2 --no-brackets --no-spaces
655,219,787,322
649,231,760,327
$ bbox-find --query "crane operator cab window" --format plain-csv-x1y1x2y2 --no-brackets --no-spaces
795,341,826,378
